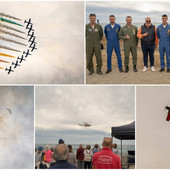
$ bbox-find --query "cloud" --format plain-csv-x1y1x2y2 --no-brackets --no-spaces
35,86,135,144
0,86,34,169
0,1,84,84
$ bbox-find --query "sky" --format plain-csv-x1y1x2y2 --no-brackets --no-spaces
86,1,170,23
0,1,84,84
35,86,135,145
137,86,170,169
0,86,34,169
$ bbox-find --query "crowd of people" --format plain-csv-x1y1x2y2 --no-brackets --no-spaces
35,137,121,169
86,13,170,74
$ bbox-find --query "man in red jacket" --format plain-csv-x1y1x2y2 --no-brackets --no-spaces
92,137,121,169
76,144,84,169
165,106,170,121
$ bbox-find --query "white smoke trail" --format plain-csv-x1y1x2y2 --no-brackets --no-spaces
0,13,21,21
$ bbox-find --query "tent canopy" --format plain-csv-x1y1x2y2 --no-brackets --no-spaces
111,121,135,140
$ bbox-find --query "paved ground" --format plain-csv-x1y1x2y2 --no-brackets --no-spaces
86,38,170,84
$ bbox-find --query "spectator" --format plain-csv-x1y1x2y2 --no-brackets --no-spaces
84,145,93,169
44,145,52,163
49,144,77,169
76,144,84,169
113,143,119,155
92,137,121,169
58,139,65,144
92,144,100,154
35,146,43,168
68,145,77,167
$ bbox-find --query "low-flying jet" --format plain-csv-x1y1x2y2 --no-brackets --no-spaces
28,31,35,41
12,60,20,68
27,24,34,34
79,122,92,127
24,18,32,29
29,36,36,44
5,66,14,74
29,43,37,52
23,50,31,57
17,55,26,63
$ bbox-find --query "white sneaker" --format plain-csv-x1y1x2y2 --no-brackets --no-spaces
142,66,148,72
151,66,155,72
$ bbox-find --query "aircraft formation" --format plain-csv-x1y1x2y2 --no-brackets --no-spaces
0,13,37,74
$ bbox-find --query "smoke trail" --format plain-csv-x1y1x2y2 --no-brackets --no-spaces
0,13,21,21
0,67,4,69
0,45,21,52
0,59,10,63
0,17,23,27
0,53,15,58
0,36,27,46
0,30,26,40
0,23,25,34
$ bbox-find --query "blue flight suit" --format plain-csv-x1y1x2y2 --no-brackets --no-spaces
104,23,122,70
157,24,170,69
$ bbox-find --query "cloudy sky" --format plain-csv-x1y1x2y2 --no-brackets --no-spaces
137,86,170,169
0,1,84,84
36,86,135,145
0,86,34,169
86,1,170,23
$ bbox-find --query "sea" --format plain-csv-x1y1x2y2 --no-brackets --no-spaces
35,144,135,155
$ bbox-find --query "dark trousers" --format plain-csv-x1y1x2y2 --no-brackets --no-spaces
141,44,155,67
84,161,92,169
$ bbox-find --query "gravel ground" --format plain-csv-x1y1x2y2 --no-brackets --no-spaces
86,38,170,84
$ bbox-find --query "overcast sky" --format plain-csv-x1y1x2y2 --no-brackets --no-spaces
0,86,34,169
36,86,135,145
0,1,84,84
137,86,170,169
86,1,170,23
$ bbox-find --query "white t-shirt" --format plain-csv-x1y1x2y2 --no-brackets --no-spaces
111,24,115,28
163,25,167,28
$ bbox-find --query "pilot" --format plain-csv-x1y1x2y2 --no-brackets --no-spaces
157,14,170,72
86,13,103,75
104,15,123,73
118,16,138,73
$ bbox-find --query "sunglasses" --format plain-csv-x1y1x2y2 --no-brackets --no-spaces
146,20,151,23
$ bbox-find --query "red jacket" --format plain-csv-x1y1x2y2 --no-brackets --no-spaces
92,147,121,169
76,147,84,160
166,111,170,121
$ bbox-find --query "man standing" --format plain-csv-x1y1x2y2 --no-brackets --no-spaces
86,14,103,75
119,16,138,73
104,15,123,73
92,137,121,169
76,144,84,169
157,14,170,72
137,17,158,72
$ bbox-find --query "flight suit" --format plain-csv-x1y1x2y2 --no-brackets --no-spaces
104,23,122,70
86,23,103,73
156,24,170,69
118,25,138,67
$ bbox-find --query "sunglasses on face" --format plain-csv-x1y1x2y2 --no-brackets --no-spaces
146,20,151,23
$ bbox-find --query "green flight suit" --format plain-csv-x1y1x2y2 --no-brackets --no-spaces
118,25,138,67
86,23,103,72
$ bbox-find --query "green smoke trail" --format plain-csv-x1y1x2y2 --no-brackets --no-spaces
0,17,23,27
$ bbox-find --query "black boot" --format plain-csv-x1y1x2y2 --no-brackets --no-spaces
133,65,138,72
124,66,129,73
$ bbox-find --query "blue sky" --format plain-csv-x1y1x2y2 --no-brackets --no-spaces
86,1,170,23
36,86,135,145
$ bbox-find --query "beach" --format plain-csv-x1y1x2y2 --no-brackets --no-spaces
86,36,170,84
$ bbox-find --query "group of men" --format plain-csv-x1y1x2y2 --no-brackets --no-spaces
86,14,170,75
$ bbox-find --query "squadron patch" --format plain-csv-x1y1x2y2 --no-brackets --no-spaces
88,28,93,32
159,28,162,31
116,29,118,34
107,28,110,31
133,29,136,35
94,28,98,32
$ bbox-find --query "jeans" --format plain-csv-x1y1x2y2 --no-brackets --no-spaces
77,160,84,169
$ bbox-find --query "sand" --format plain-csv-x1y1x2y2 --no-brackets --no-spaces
86,36,170,84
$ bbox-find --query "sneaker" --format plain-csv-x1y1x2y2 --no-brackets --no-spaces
105,70,111,74
159,68,165,72
124,66,129,73
88,71,94,75
133,65,138,72
167,68,170,73
97,71,103,75
119,69,123,73
142,66,148,72
151,66,155,72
